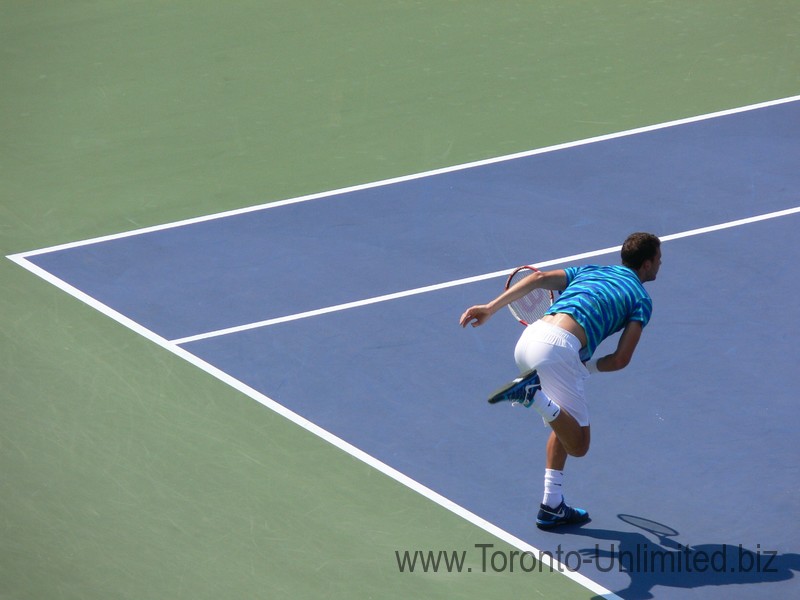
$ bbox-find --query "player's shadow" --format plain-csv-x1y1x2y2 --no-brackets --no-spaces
560,514,799,599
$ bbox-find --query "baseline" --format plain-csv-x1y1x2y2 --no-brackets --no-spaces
9,94,800,260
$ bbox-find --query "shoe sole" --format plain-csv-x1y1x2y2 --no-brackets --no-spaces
487,368,538,404
536,514,591,530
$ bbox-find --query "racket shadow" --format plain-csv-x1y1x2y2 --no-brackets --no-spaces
561,515,800,600
618,513,681,550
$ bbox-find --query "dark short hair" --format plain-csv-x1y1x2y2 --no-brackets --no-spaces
621,232,660,269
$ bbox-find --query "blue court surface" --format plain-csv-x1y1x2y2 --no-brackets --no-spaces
11,97,800,599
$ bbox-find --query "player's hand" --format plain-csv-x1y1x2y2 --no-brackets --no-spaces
460,305,492,328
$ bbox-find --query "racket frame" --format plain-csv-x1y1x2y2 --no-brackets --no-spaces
505,265,555,326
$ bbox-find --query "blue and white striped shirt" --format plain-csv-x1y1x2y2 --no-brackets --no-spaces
546,265,652,360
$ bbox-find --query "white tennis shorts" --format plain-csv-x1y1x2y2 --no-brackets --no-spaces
513,320,591,426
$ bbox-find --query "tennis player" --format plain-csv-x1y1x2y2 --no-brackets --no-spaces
459,232,661,529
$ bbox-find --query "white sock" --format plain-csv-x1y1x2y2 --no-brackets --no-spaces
542,469,564,508
530,389,561,422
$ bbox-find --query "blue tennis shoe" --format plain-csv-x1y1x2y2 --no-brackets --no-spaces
536,500,590,530
487,369,541,407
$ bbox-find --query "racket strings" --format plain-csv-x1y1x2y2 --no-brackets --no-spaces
507,268,553,325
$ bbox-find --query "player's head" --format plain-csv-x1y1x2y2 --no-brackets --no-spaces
621,232,661,281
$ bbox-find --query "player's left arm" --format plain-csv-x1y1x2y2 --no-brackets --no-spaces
588,320,643,372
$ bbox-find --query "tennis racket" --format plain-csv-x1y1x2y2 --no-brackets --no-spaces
505,265,554,326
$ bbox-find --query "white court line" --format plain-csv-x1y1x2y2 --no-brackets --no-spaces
8,93,800,260
6,251,622,599
171,206,800,345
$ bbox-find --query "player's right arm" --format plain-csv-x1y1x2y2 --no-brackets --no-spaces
459,269,568,328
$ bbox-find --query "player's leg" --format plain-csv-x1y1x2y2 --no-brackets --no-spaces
509,323,591,456
537,428,591,529
508,321,591,528
548,408,590,457
546,428,568,470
